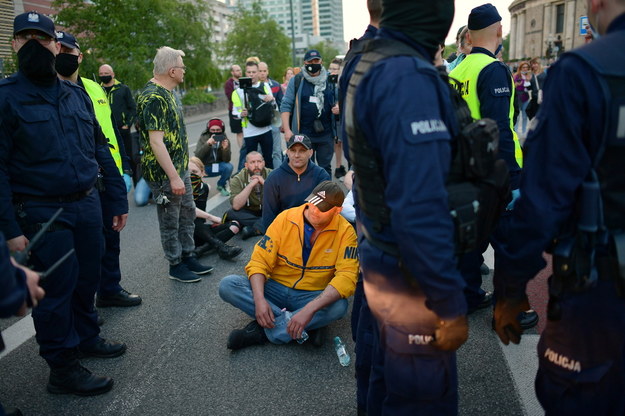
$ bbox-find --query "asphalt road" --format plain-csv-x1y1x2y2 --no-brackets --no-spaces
0,110,544,416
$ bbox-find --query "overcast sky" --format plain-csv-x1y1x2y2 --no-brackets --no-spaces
343,1,515,45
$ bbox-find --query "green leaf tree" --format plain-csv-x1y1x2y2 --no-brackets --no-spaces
221,1,291,81
52,0,222,90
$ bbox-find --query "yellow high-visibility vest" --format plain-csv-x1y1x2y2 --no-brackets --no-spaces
449,53,523,167
81,77,123,174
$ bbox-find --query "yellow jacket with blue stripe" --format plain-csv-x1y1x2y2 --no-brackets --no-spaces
245,204,358,298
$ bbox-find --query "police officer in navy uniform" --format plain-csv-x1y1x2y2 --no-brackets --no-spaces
54,31,142,309
448,4,534,322
493,0,625,414
346,1,468,414
0,12,127,396
337,1,380,413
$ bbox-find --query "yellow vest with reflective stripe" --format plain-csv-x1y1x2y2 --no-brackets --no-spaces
81,77,124,174
448,53,523,167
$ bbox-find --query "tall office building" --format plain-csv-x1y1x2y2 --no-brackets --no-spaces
234,0,345,55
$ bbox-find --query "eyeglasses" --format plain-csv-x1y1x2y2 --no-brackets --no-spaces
16,32,54,45
172,65,186,71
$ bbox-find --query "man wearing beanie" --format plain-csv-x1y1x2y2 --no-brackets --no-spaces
449,4,539,330
345,1,467,414
0,12,126,395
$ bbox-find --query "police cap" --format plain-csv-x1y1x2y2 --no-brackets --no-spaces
56,31,80,50
468,3,502,31
13,11,56,39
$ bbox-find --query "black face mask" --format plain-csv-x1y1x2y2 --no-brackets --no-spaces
99,75,112,84
305,63,322,74
17,39,57,85
55,53,80,77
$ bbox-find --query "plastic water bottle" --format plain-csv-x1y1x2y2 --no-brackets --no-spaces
334,336,351,366
282,309,309,344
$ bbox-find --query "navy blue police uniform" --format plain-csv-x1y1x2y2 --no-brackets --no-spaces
0,70,127,368
98,127,132,298
453,45,522,311
338,24,378,414
494,13,625,415
350,28,467,415
339,24,378,165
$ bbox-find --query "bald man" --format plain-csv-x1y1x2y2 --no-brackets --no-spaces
99,64,138,183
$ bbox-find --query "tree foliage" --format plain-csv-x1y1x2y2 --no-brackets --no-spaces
221,1,291,81
52,0,222,90
309,41,340,65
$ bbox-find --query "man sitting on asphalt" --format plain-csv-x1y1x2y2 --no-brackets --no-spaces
261,134,330,233
223,151,272,240
219,181,358,350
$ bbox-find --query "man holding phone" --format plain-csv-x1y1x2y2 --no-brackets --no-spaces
194,118,233,196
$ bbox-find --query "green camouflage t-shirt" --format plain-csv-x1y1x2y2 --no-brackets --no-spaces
137,81,189,182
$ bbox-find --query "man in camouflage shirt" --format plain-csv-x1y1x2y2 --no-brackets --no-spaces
137,46,213,283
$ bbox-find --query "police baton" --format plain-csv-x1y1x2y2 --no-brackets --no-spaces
12,207,63,265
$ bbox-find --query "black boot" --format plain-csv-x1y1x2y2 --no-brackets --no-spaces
47,361,113,396
218,244,243,260
202,231,242,260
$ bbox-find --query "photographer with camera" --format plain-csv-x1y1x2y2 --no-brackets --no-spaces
194,118,233,197
231,61,275,172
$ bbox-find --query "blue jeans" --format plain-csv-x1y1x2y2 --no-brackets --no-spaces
219,274,348,344
204,162,233,188
245,130,274,169
271,125,283,169
311,138,333,177
134,178,152,207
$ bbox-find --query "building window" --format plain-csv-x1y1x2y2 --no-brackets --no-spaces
555,3,565,34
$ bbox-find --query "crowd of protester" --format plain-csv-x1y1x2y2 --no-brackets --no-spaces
2,0,625,415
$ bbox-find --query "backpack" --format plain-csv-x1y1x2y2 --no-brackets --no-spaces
245,83,273,127
345,38,511,257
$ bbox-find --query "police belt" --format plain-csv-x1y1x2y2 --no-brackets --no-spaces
13,188,93,204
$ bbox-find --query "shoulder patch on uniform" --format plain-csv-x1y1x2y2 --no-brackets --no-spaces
410,119,448,135
492,86,511,96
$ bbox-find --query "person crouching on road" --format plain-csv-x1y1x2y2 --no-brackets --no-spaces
219,181,358,350
188,157,243,260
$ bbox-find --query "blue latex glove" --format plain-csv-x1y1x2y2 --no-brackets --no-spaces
506,188,521,211
123,174,133,193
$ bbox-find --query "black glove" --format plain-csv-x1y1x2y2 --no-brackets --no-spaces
431,315,468,351
493,295,530,345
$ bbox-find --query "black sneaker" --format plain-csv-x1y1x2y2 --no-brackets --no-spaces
182,257,214,275
194,243,216,258
227,320,268,350
169,262,202,283
218,245,243,260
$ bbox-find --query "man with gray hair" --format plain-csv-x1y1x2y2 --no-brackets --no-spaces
137,46,213,283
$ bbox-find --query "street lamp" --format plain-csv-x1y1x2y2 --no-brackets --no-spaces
289,0,296,66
